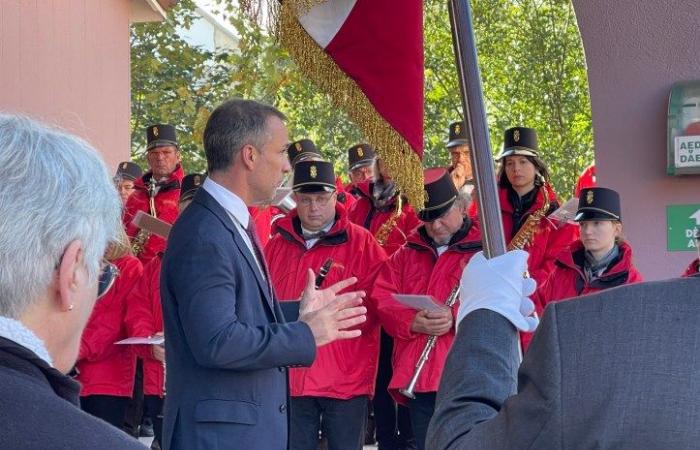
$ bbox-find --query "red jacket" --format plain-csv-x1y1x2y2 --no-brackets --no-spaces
249,206,272,247
123,165,184,264
335,176,356,211
683,258,700,277
536,241,643,310
371,220,482,404
347,181,421,257
264,204,388,399
124,255,165,397
499,184,579,286
76,255,143,397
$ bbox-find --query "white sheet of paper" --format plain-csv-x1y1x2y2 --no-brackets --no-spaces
115,336,164,345
392,294,442,311
550,197,579,224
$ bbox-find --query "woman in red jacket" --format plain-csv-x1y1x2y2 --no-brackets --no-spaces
77,231,143,428
536,187,643,311
495,127,578,286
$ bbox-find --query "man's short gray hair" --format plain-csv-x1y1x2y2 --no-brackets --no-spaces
0,114,121,318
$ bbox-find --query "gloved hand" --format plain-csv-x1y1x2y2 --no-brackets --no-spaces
456,250,538,332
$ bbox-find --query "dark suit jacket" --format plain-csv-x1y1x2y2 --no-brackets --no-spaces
161,188,316,450
428,277,700,449
0,337,143,450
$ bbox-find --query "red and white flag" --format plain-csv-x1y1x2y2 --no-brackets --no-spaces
280,0,425,205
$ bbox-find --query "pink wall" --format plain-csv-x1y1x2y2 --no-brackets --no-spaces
572,0,700,280
0,0,131,171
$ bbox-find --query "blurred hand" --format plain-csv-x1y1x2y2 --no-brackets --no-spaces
299,269,367,347
151,331,165,362
411,307,453,336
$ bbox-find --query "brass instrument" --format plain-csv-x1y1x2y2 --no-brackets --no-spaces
131,178,159,256
507,185,550,251
399,285,460,399
375,194,403,246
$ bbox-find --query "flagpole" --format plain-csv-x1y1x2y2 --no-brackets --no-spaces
447,0,506,259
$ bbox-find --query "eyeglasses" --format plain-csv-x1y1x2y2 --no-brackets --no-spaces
97,261,119,300
296,193,335,207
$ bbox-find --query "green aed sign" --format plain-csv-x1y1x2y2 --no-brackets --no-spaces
667,204,700,251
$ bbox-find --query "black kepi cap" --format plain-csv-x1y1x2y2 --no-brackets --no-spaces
288,139,322,166
115,161,143,181
497,127,539,159
418,168,458,222
146,124,178,151
348,143,376,170
293,160,336,193
575,187,621,222
180,173,205,202
446,121,469,148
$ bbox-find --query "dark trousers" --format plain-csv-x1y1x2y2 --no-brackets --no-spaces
375,329,415,450
408,393,436,450
144,395,164,446
81,395,129,429
290,395,368,450
124,359,144,435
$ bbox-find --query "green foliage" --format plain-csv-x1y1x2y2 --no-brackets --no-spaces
131,0,593,194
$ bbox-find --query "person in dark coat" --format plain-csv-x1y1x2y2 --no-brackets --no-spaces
0,114,143,449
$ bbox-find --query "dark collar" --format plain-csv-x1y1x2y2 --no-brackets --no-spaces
0,337,80,405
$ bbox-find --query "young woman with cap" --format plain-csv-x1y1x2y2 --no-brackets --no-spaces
536,187,643,310
493,127,578,286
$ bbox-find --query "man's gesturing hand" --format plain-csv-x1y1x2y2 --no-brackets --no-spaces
299,269,367,347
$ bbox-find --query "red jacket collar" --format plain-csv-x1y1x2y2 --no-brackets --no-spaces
499,183,558,215
135,164,185,190
406,218,482,255
556,240,635,278
276,203,350,247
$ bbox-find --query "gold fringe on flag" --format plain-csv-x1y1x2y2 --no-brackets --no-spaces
278,1,425,207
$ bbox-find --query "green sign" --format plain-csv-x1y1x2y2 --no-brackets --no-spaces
667,204,700,251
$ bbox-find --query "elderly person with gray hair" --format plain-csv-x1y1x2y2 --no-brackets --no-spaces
0,114,144,449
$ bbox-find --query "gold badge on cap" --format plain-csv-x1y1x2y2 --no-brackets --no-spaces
295,142,302,151
357,147,364,158
310,165,318,179
424,189,430,204
153,126,159,138
121,162,128,170
194,175,201,185
454,124,461,135
514,129,520,142
586,190,594,205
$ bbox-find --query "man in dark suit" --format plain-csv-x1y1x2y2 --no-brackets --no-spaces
161,99,368,450
427,251,700,450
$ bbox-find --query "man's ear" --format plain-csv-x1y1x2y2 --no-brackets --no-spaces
241,144,257,170
56,240,84,312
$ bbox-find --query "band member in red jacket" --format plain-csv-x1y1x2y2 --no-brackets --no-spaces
123,124,184,264
264,160,386,450
114,161,143,205
445,121,475,193
494,127,578,286
76,232,143,428
372,168,482,450
536,187,643,312
682,233,699,277
124,173,204,449
346,143,376,197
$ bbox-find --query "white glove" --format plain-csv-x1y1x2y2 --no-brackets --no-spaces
456,250,539,333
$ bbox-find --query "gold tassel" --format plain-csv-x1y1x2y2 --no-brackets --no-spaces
279,2,425,207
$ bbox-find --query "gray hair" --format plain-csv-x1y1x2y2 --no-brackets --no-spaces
454,185,473,211
204,99,286,174
0,114,121,318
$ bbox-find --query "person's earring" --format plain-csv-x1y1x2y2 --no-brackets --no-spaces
68,304,74,311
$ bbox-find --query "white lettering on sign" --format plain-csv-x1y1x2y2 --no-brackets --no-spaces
675,136,700,168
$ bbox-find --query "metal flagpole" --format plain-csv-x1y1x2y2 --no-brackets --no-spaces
447,0,507,259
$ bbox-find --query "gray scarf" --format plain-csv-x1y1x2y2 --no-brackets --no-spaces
584,245,620,282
